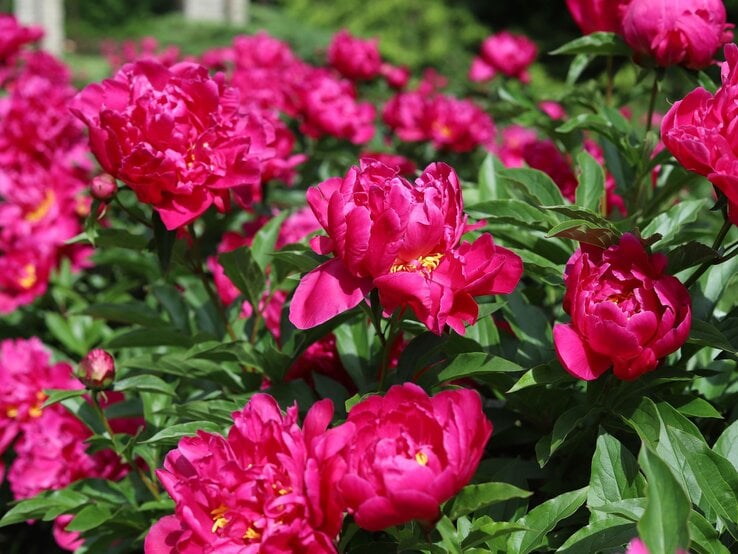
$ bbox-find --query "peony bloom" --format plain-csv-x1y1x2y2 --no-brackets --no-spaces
327,29,382,81
624,538,688,554
337,383,492,531
622,0,733,69
661,43,738,218
146,395,351,553
0,14,42,68
554,233,691,381
289,160,522,334
469,32,537,83
566,0,632,34
71,60,278,229
426,95,496,153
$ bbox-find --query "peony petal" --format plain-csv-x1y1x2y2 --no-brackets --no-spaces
553,323,611,380
289,258,372,329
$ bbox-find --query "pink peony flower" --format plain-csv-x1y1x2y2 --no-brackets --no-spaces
566,0,632,34
622,0,733,69
624,538,688,554
298,70,376,144
469,31,537,83
554,233,691,380
661,43,738,217
380,63,411,89
289,160,522,334
145,395,351,553
539,100,567,120
360,152,417,176
327,29,382,81
0,14,42,66
76,348,116,390
71,60,278,229
382,90,431,142
337,383,492,531
426,95,496,153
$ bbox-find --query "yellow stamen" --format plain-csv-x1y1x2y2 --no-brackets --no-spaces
244,526,261,541
25,190,55,222
28,405,43,418
6,406,18,418
415,451,429,466
18,264,37,289
390,253,444,274
210,504,229,533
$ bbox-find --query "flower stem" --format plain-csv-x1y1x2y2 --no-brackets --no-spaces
684,215,733,288
91,391,161,500
645,71,661,135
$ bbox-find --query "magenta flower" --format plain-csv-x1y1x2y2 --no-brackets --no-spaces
289,160,522,334
469,31,537,83
328,29,382,81
662,43,738,218
622,0,733,69
566,0,631,34
71,60,278,229
337,383,492,531
426,95,496,153
554,233,691,380
76,349,116,390
0,14,42,67
145,395,351,553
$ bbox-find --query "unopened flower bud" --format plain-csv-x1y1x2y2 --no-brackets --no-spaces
77,349,115,390
90,174,117,201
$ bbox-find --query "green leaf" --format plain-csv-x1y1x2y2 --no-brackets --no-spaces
65,504,113,532
547,219,619,248
270,244,322,284
575,151,605,214
114,374,176,396
152,283,190,333
688,318,737,354
81,302,167,327
714,420,738,469
507,487,588,554
556,516,635,553
435,352,523,383
466,199,555,230
42,388,87,408
95,227,150,250
44,312,93,356
0,489,88,527
498,167,566,207
637,446,691,554
250,210,290,271
566,53,592,85
104,327,194,348
688,511,731,554
140,421,224,445
508,364,570,393
436,515,463,554
535,405,593,467
666,241,719,274
219,246,266,308
673,397,722,419
642,199,709,247
152,210,176,273
478,154,506,202
550,32,631,56
588,433,643,508
448,482,532,519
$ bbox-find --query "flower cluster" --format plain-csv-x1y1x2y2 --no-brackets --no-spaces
289,160,523,334
146,384,492,552
0,338,138,551
0,32,92,314
554,233,691,380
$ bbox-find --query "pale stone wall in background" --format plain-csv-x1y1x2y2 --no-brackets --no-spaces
183,0,248,24
15,0,65,56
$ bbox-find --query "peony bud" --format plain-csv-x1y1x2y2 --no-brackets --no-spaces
90,174,117,201
76,349,115,390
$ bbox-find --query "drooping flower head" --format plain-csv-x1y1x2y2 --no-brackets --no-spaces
337,383,492,531
554,233,691,380
145,395,350,553
289,160,522,334
622,0,733,69
469,31,538,83
71,60,278,229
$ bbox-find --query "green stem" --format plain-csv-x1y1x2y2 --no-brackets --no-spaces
684,215,733,288
91,391,161,500
113,195,152,227
645,71,660,135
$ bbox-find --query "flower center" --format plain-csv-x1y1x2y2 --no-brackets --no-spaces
243,526,261,541
25,189,55,222
210,504,229,533
415,451,429,466
18,264,37,289
390,253,443,274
